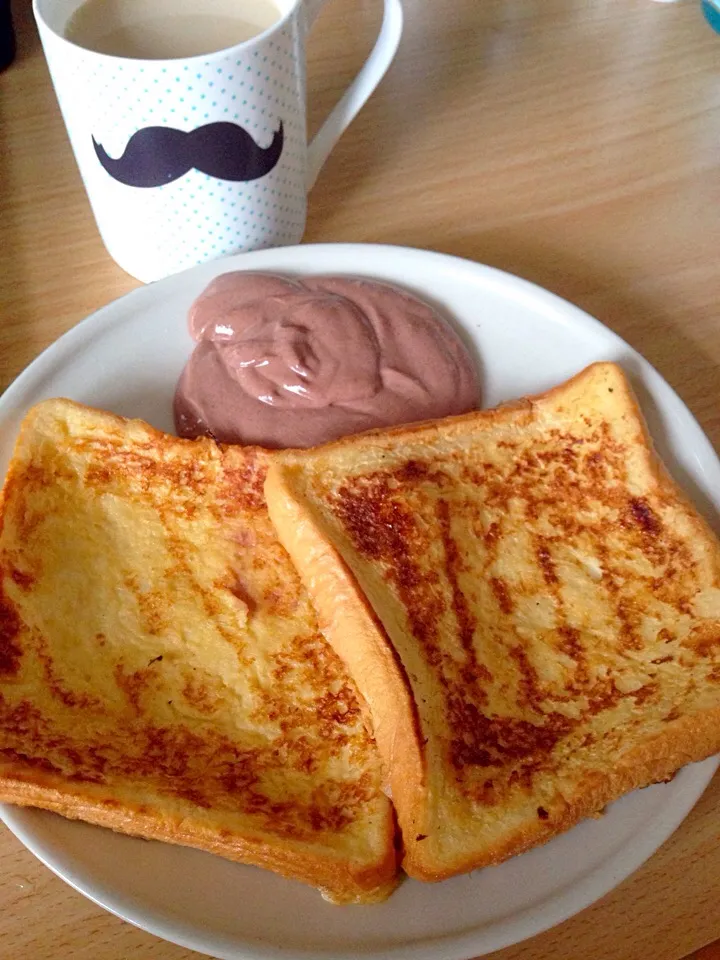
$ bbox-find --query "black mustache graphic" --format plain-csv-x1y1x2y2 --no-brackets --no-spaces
92,120,284,188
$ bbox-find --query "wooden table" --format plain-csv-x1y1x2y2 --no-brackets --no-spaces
1,0,720,957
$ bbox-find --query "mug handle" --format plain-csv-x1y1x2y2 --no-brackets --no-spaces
304,0,403,190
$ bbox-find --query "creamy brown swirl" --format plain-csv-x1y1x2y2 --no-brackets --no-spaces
174,272,480,448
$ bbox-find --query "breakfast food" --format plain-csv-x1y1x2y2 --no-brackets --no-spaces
0,400,398,903
174,272,479,447
265,362,720,881
3,360,719,899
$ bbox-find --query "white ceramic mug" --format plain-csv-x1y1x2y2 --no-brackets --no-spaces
33,0,403,283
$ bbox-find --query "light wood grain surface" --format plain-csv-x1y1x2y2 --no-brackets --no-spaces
1,0,720,957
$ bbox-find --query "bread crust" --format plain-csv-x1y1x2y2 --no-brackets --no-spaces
0,772,398,902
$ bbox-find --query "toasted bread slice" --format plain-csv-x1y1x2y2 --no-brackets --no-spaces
0,400,398,903
265,362,720,881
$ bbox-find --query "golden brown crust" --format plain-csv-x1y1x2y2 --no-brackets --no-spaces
0,772,398,903
0,399,398,903
410,704,720,880
266,362,720,880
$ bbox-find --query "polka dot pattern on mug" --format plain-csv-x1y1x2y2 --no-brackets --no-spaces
49,17,308,279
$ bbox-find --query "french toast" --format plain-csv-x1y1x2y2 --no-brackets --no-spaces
0,399,398,903
265,362,720,881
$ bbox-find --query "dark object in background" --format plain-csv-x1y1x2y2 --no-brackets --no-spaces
0,0,16,71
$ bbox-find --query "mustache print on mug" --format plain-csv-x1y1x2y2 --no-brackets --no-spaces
92,120,284,188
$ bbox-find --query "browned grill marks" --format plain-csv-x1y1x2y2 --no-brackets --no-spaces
216,452,267,515
181,672,220,714
332,474,446,668
633,683,658,705
490,577,513,615
536,538,558,586
556,626,588,685
484,522,501,548
10,569,34,590
333,469,505,773
0,583,22,676
508,645,546,709
78,436,214,513
436,499,478,658
32,637,102,711
627,497,661,536
448,694,575,769
0,748,63,776
125,576,168,636
114,663,152,715
684,622,720,657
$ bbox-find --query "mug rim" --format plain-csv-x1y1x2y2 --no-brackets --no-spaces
32,0,302,65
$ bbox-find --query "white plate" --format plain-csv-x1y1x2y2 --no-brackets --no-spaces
0,244,718,960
